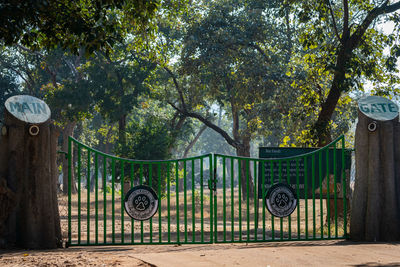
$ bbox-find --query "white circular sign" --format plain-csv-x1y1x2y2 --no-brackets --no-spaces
358,96,399,121
265,183,297,218
124,185,158,221
5,95,51,124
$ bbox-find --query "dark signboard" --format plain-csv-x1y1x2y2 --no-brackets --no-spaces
258,147,351,199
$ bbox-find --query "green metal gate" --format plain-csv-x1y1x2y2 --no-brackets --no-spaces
67,137,214,246
213,135,350,243
67,135,349,246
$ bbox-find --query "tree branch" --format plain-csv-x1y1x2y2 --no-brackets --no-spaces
349,0,400,50
385,0,400,13
163,65,187,111
167,100,242,149
247,43,271,64
162,63,243,150
284,5,293,61
327,0,341,42
1,62,29,86
16,44,43,58
342,0,349,41
312,0,400,146
174,115,186,131
183,125,207,158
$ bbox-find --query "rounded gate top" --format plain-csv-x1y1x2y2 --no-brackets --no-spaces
358,96,399,121
5,95,51,124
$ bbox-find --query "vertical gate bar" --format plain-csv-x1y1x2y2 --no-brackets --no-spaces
183,160,187,243
238,159,242,242
121,161,125,244
230,157,234,242
223,157,226,242
246,159,250,242
209,154,214,243
175,161,180,243
140,163,144,184
304,154,309,239
87,150,91,244
103,156,107,244
279,161,283,240
68,137,72,245
319,152,323,238
149,163,153,243
333,146,338,238
167,162,171,243
140,163,144,243
296,159,300,240
95,153,98,245
342,137,347,237
262,161,266,240
253,160,258,241
213,155,217,243
191,159,195,242
130,162,134,243
286,159,291,240
270,161,275,241
111,158,115,244
326,148,330,238
200,158,204,243
158,163,162,243
312,154,316,239
77,145,81,245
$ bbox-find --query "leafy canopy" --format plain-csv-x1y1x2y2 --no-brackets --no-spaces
0,0,160,54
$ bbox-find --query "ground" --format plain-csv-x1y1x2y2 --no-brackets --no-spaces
1,240,400,267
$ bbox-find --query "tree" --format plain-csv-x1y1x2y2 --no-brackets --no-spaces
36,48,94,195
161,0,293,199
288,0,400,146
0,0,187,249
113,99,193,193
82,45,157,147
0,0,159,54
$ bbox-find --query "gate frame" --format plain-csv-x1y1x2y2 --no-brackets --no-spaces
66,135,349,246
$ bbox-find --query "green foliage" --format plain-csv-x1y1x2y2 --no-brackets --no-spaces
82,47,157,125
164,0,295,154
2,0,399,155
114,113,173,160
0,54,19,117
277,0,400,145
0,0,160,55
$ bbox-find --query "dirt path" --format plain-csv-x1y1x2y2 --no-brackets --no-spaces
1,240,400,267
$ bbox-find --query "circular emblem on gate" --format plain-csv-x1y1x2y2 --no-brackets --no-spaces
265,183,297,218
124,185,158,221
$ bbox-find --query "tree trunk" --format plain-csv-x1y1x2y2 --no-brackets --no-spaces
178,125,207,192
62,121,76,195
236,137,254,201
0,110,62,248
118,114,127,148
350,110,400,241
